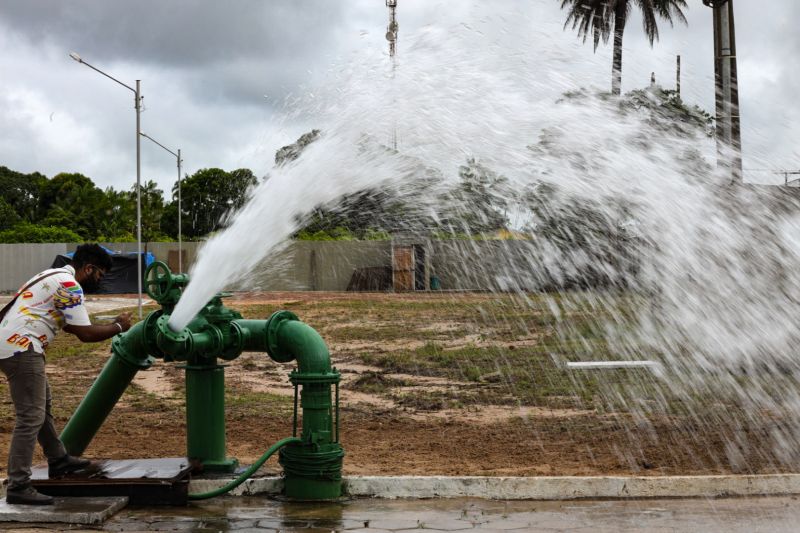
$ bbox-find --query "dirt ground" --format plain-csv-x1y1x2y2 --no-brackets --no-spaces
0,292,794,477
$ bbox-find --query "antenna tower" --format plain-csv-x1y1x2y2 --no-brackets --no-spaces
386,0,399,149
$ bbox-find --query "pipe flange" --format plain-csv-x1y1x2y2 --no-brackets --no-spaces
288,370,341,385
221,322,246,361
111,336,156,369
265,310,300,362
195,323,224,358
156,314,193,357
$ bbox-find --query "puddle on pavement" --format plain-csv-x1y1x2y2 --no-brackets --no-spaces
99,495,800,532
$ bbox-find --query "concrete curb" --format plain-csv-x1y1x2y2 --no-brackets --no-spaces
188,474,800,500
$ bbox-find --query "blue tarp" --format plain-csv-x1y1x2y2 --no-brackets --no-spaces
51,246,156,294
62,246,155,267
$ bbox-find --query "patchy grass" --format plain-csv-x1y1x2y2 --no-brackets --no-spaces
346,371,412,394
225,390,293,418
230,293,661,412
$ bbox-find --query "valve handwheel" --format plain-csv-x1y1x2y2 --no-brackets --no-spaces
145,261,174,302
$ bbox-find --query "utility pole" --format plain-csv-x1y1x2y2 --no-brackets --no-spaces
386,0,398,150
703,0,743,185
69,52,144,319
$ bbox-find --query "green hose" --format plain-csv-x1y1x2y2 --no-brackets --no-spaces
188,436,301,500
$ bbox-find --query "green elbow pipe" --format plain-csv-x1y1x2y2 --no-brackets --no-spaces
261,311,331,372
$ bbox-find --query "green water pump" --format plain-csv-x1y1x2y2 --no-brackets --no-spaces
59,262,344,500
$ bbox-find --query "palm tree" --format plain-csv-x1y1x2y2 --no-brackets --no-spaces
560,0,688,95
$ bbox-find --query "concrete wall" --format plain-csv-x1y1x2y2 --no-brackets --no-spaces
431,240,541,291
0,243,68,292
0,241,393,293
236,240,392,291
0,239,546,293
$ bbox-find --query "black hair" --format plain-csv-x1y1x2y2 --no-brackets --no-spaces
71,243,113,272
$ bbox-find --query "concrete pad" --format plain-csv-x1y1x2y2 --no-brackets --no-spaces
0,496,127,525
342,474,800,500
184,473,800,500
188,476,283,497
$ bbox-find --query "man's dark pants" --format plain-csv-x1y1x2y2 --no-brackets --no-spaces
0,350,67,489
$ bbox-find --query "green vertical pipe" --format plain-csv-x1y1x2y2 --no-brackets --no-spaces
185,365,237,471
300,385,332,443
60,352,144,456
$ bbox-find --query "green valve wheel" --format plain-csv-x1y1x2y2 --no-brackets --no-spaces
145,261,173,302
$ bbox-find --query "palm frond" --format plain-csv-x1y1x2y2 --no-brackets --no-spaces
633,0,689,45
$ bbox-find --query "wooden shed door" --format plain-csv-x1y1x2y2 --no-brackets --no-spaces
392,245,415,292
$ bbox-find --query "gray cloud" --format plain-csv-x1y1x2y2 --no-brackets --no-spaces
0,0,797,191
0,1,345,66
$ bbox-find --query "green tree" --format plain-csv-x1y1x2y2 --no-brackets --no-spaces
519,86,714,286
279,129,437,239
97,187,136,241
560,0,687,95
275,129,321,166
136,180,168,241
440,158,509,235
0,222,81,243
0,198,21,231
160,200,179,240
178,168,258,238
38,172,109,239
0,166,47,222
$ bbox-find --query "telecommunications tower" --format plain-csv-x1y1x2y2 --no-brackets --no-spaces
386,0,399,149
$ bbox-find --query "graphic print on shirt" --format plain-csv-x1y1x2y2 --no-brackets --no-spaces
54,281,83,310
5,333,31,350
0,267,90,358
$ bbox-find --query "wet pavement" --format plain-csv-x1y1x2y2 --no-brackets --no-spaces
14,495,789,532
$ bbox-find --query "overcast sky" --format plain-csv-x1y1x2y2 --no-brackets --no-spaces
0,0,796,193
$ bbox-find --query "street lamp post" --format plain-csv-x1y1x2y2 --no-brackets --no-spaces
140,132,183,272
69,52,144,318
702,0,743,185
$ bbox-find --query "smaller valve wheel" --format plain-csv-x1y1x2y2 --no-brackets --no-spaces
145,261,174,302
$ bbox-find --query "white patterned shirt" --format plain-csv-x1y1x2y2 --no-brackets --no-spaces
0,265,92,358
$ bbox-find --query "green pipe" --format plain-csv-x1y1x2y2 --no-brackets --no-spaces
60,320,154,455
232,319,269,352
263,312,331,373
262,311,344,500
185,364,237,472
187,437,301,500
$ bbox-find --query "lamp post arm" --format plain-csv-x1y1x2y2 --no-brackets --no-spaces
72,57,137,94
140,132,179,159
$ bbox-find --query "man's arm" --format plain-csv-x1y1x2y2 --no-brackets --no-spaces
64,312,132,343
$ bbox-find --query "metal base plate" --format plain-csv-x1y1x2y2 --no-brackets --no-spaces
31,457,192,506
0,496,128,525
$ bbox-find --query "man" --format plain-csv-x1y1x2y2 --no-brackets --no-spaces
0,244,132,505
